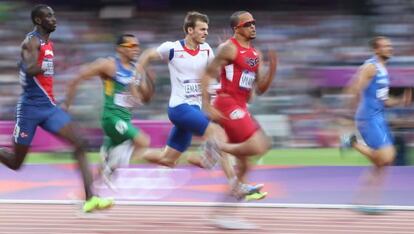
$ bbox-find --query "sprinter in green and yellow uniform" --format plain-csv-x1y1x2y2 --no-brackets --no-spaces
64,34,154,198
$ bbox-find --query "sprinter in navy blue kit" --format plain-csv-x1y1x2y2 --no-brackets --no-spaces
0,4,112,213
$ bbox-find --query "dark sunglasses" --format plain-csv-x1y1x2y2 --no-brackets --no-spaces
237,20,256,28
120,43,139,48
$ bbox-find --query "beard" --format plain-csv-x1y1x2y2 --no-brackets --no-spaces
249,32,256,40
380,54,391,61
45,26,56,33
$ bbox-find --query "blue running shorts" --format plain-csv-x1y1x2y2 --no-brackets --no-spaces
166,104,210,152
357,116,393,150
14,104,71,145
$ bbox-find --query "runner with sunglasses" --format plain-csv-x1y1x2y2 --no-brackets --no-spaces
138,11,264,200
64,34,154,192
201,11,278,202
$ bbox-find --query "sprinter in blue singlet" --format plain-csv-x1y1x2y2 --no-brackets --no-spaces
341,36,411,213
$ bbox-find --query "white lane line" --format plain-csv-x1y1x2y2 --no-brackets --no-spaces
1,218,414,230
0,211,413,222
1,206,414,218
0,199,413,210
2,226,413,234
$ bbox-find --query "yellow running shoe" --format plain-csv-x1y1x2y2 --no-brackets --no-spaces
97,197,114,210
245,192,268,202
83,196,114,213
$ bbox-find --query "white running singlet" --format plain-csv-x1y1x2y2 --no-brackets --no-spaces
157,40,214,107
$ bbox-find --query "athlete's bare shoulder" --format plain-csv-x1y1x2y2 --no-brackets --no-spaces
80,56,116,79
21,34,40,54
359,63,377,79
100,57,116,78
96,56,114,66
216,40,237,62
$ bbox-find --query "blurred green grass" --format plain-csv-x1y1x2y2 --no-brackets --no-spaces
24,148,392,166
26,147,414,165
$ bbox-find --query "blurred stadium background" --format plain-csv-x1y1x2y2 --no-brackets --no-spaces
1,0,414,164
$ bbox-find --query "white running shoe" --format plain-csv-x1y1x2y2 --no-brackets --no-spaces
231,182,253,200
340,134,357,149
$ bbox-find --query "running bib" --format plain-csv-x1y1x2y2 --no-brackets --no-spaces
376,87,389,100
114,93,136,108
239,70,255,89
41,58,54,76
184,82,201,98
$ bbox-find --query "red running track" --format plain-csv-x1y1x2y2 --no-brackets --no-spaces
0,203,414,234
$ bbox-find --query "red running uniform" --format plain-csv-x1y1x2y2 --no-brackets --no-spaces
214,38,260,143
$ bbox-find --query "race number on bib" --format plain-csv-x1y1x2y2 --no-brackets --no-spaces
184,82,201,98
114,93,135,108
41,58,54,76
376,87,389,100
239,70,255,89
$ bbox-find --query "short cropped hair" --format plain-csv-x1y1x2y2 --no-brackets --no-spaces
183,11,209,34
230,11,249,29
116,34,136,45
31,4,50,25
369,36,389,49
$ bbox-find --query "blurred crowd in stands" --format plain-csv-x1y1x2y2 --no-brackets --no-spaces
1,0,414,148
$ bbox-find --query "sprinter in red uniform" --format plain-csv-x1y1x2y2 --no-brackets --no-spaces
201,11,277,199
